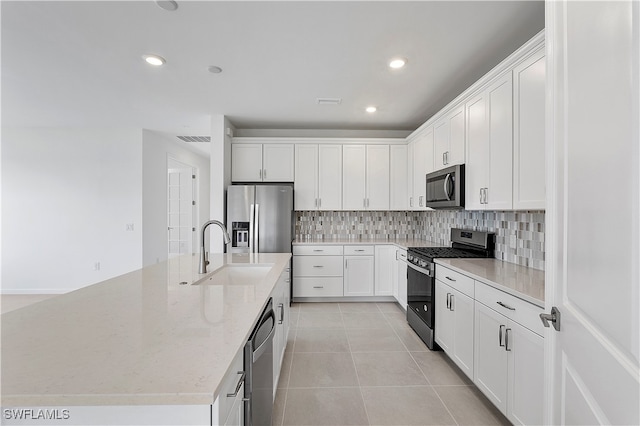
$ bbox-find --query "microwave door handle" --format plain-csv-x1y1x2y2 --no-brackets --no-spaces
443,173,452,201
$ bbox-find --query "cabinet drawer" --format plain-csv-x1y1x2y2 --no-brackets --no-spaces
436,266,474,298
293,256,344,276
293,245,344,256
475,282,545,336
294,277,343,297
344,245,374,255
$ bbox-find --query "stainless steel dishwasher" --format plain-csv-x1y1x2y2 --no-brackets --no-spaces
244,298,275,426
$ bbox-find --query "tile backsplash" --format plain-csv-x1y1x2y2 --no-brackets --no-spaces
295,210,545,270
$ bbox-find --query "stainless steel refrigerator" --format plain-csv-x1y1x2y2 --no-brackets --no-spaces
226,184,294,254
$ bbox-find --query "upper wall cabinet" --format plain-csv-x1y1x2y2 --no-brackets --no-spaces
343,145,390,210
232,143,294,182
513,47,546,210
434,104,465,171
409,127,434,210
390,145,409,210
294,144,342,210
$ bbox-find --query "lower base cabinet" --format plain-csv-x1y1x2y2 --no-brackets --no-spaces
474,300,544,425
273,265,291,396
394,249,407,308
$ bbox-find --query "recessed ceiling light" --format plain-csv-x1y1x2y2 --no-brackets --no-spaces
142,54,166,66
366,106,377,113
389,58,407,69
155,1,178,11
208,65,223,74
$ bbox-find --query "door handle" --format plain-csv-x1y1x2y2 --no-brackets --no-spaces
226,371,246,398
278,303,284,324
443,173,452,201
446,293,451,309
540,306,561,331
499,325,506,347
263,169,266,179
505,328,512,351
449,294,454,311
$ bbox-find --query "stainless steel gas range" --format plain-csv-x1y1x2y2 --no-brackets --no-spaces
406,228,495,350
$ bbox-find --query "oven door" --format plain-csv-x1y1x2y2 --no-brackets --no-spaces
406,261,434,329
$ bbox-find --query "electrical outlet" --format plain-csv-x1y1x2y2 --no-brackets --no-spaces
94,262,101,271
126,223,134,231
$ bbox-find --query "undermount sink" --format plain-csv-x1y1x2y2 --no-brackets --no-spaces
193,264,273,286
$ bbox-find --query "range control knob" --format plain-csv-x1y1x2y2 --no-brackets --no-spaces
407,255,414,261
419,260,427,268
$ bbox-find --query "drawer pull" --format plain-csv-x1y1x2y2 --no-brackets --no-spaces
313,265,324,268
497,301,516,311
355,249,365,252
227,371,245,398
313,249,324,252
445,276,456,282
313,286,324,289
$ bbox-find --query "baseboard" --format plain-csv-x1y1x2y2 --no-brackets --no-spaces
292,296,397,303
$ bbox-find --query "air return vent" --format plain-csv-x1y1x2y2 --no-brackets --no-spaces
316,98,342,106
177,136,211,142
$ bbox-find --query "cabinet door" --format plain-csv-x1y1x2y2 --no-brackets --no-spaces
344,256,374,296
434,280,454,353
223,381,245,426
486,74,513,210
513,48,546,210
232,144,263,182
342,145,367,210
465,92,488,210
390,145,409,210
366,145,390,210
434,118,449,170
451,288,474,378
474,301,508,413
263,144,294,182
407,142,415,209
318,145,342,210
413,127,434,210
507,322,544,426
448,105,466,166
396,249,408,308
294,145,318,210
374,245,395,296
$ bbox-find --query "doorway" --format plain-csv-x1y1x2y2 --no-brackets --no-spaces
167,157,197,259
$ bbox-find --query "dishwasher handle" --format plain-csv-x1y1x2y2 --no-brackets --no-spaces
252,309,276,363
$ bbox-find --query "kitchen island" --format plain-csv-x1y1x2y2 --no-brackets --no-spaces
1,252,291,424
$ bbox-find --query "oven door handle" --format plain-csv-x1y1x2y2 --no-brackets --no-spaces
407,261,432,277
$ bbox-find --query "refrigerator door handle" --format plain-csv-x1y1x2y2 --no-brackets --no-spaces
255,203,260,253
249,203,255,253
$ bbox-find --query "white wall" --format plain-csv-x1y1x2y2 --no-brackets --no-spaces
2,127,143,293
209,116,234,254
141,130,210,267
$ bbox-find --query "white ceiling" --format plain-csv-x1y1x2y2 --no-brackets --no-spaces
2,1,544,137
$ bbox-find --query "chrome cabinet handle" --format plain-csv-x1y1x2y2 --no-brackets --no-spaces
499,325,506,347
315,198,318,207
278,303,284,324
409,196,413,207
442,152,446,165
497,301,516,311
313,249,324,252
446,293,451,310
445,276,456,282
355,249,365,252
312,265,324,268
263,169,267,179
419,195,423,207
318,198,321,208
505,328,512,351
259,169,262,179
480,188,483,204
484,188,488,204
227,371,246,397
313,286,324,289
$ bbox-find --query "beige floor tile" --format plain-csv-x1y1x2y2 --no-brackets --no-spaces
282,387,368,425
352,352,427,386
375,302,404,313
289,308,300,329
296,302,341,312
361,386,456,425
297,312,344,329
272,388,287,426
342,312,392,329
285,328,296,353
339,302,380,313
435,385,510,425
411,351,473,386
294,328,350,353
277,350,293,389
289,352,359,388
393,327,430,352
346,328,406,352
383,311,411,330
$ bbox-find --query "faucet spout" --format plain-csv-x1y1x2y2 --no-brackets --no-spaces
198,220,231,274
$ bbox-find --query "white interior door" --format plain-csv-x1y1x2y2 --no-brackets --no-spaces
546,1,639,424
168,160,196,259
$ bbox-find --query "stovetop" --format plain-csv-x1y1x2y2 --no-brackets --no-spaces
408,246,493,261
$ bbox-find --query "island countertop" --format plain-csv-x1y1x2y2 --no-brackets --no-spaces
1,252,291,407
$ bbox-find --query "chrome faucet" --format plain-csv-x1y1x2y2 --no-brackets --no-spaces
198,220,231,274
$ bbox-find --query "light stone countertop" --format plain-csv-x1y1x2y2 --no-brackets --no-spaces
292,237,442,249
1,252,291,407
434,258,545,307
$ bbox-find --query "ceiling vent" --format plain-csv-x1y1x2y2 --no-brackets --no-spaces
177,136,211,143
316,98,342,106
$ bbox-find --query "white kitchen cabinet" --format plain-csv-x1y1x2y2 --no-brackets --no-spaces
213,349,246,426
232,143,294,182
344,252,374,297
223,379,245,426
465,73,513,210
272,265,290,396
410,127,434,210
406,142,415,209
513,47,546,210
474,295,544,425
434,104,465,170
342,145,389,210
294,144,342,210
394,248,407,309
434,274,475,379
292,245,344,298
389,145,409,210
374,245,395,296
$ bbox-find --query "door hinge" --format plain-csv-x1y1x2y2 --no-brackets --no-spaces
540,306,561,331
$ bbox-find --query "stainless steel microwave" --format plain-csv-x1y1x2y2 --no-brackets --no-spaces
425,164,465,209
